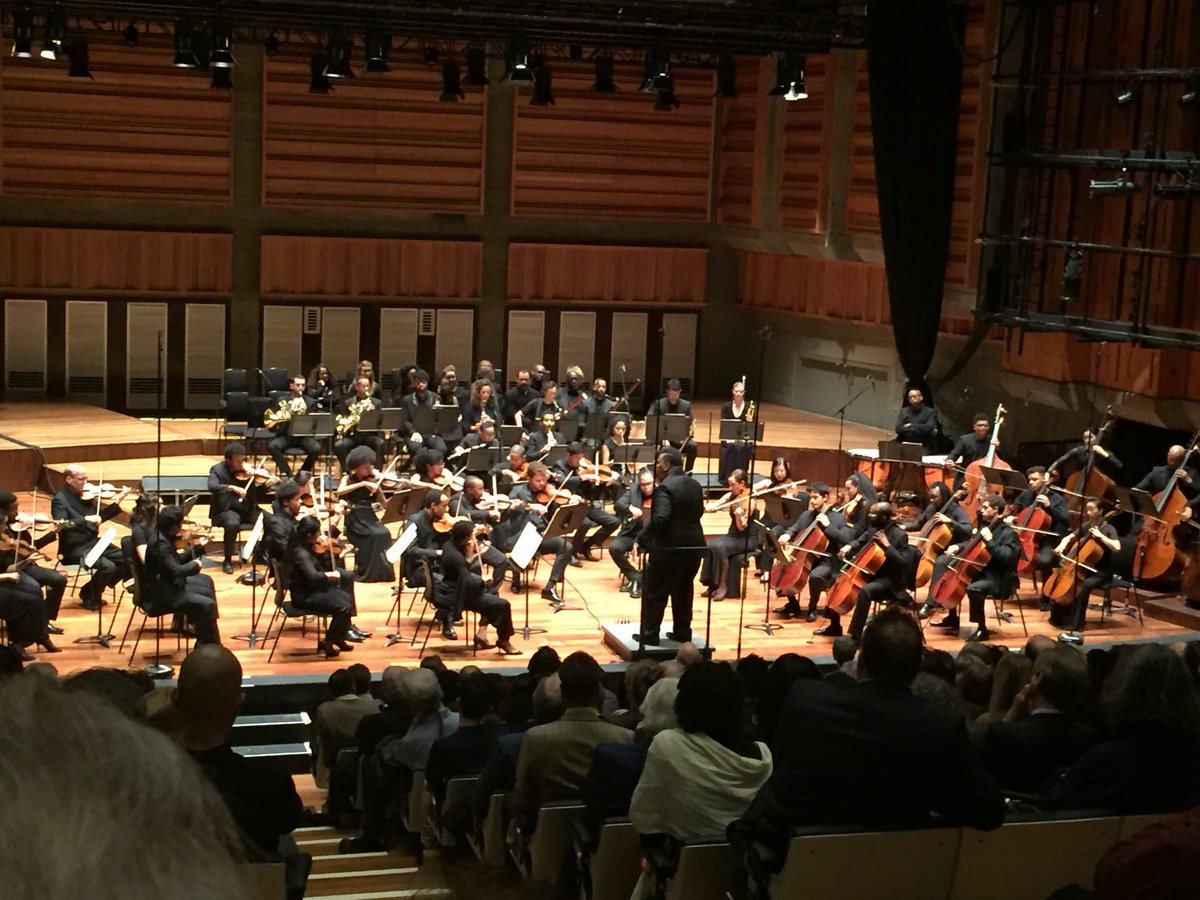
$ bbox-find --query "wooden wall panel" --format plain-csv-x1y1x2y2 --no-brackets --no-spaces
0,228,231,293
716,57,769,227
260,236,481,299
263,49,484,213
845,51,880,237
511,61,714,221
778,52,834,233
0,39,231,204
1002,332,1200,399
739,251,890,324
507,244,707,304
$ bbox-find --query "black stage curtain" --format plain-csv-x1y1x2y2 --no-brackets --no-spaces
867,0,966,386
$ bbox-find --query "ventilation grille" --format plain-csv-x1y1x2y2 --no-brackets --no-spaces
70,375,104,393
419,308,437,336
130,377,164,396
303,306,322,334
8,370,45,390
188,377,222,396
661,377,694,395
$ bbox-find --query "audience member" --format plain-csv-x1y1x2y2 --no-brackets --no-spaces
955,653,994,724
174,646,304,859
527,646,561,683
63,666,152,719
0,672,257,899
734,607,1005,865
675,641,704,669
313,667,382,788
1093,803,1200,900
355,665,414,758
608,659,664,730
1047,643,1200,813
973,646,1097,793
735,653,769,701
426,673,508,804
1024,634,1057,661
513,652,632,826
754,654,819,745
970,651,1033,733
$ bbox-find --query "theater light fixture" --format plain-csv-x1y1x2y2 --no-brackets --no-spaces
364,31,390,73
263,32,279,56
640,48,671,92
1181,82,1198,108
530,65,554,106
654,87,680,110
423,45,438,67
440,60,464,101
11,7,34,57
325,31,353,78
123,22,138,46
66,37,90,77
310,53,332,92
1089,170,1138,197
209,21,234,69
1115,83,1138,107
1154,180,1200,198
717,52,737,98
465,46,488,85
505,36,534,82
592,56,616,92
173,20,200,68
211,65,232,89
41,5,66,60
770,52,807,100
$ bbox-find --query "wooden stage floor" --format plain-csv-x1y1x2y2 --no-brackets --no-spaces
3,402,1193,680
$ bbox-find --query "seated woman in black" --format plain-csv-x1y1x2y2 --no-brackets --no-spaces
285,515,355,659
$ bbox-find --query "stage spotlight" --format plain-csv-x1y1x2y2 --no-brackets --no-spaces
310,53,332,93
640,48,671,92
423,45,438,67
505,36,534,82
11,7,34,58
465,46,488,85
1089,170,1138,197
530,65,554,106
654,87,680,110
440,60,464,101
592,56,616,92
770,52,807,100
364,31,390,73
325,31,353,79
173,20,200,68
1115,83,1138,107
263,32,279,56
717,52,737,98
41,5,66,60
66,38,90,77
123,22,138,46
211,65,232,89
209,21,234,69
1181,83,1198,108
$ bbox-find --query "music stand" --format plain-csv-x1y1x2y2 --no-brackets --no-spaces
290,413,336,474
465,445,502,473
434,405,462,439
982,467,1030,497
650,413,692,448
74,526,119,648
876,441,926,497
542,445,568,468
384,523,419,646
500,424,524,447
745,521,784,636
720,419,764,443
233,514,267,648
763,495,807,529
582,414,609,444
409,405,436,439
508,522,546,640
381,488,427,525
557,420,583,443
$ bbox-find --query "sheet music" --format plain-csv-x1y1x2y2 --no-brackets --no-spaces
385,522,419,565
242,513,265,559
509,521,543,571
84,526,117,568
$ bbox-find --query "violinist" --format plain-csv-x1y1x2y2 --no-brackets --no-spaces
819,501,912,641
143,505,221,645
0,491,67,633
609,467,656,598
597,418,633,484
503,461,574,608
718,381,752,481
398,369,446,456
0,502,59,658
207,443,266,575
517,380,562,431
52,464,132,605
650,379,697,472
1008,466,1071,585
334,376,385,472
1048,429,1123,485
1049,498,1123,646
410,449,462,494
501,369,536,425
772,482,833,621
442,520,521,655
945,413,1005,489
701,469,759,602
489,444,529,495
266,375,319,478
753,456,807,578
553,442,619,562
130,496,207,638
285,515,356,658
920,493,1019,642
895,387,941,454
808,474,875,633
401,490,460,639
452,477,512,592
525,411,565,461
336,446,396,583
305,363,340,412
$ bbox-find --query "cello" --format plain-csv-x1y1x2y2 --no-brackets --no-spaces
1133,430,1200,581
958,405,1012,522
1012,475,1054,575
769,500,831,594
912,486,967,588
824,535,888,616
927,530,992,611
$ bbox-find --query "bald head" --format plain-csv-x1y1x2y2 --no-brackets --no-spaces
1168,445,1187,467
174,645,244,747
1024,635,1056,662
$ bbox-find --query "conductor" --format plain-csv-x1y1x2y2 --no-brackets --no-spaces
633,448,706,646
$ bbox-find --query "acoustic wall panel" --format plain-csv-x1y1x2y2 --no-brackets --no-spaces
434,309,474,381
185,303,226,411
126,302,168,409
65,301,108,404
558,311,597,382
321,307,362,382
506,311,545,383
3,299,47,394
262,306,304,376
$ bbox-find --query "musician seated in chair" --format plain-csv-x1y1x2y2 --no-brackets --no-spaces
817,501,912,641
919,493,1019,643
52,465,132,607
650,379,697,472
553,442,619,563
333,376,385,473
266,375,319,478
1048,498,1123,646
525,411,565,461
610,467,655,598
701,469,759,602
143,505,221,646
1007,466,1071,594
1048,428,1123,486
772,482,834,621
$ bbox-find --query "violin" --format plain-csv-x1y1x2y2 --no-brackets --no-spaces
80,482,131,503
0,531,49,566
432,512,470,533
10,512,71,534
313,535,346,557
578,458,615,483
173,528,213,551
233,465,278,487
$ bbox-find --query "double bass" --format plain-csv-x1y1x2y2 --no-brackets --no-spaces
958,405,1012,521
1133,429,1200,581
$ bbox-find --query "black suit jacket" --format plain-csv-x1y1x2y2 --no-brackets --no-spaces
1046,732,1200,814
977,519,1021,596
51,487,122,562
638,468,705,555
614,482,651,539
974,711,1098,792
895,404,939,451
142,530,204,613
740,679,1005,858
842,523,913,594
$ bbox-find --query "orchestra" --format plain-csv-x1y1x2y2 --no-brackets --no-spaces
5,357,1194,666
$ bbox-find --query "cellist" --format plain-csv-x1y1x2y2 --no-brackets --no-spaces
1134,445,1199,509
905,481,971,543
1008,466,1071,592
1049,497,1123,646
816,501,912,641
919,494,1019,642
807,475,875,631
771,482,833,621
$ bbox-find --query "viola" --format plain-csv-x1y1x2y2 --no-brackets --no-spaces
80,482,131,503
173,528,212,552
10,512,71,534
958,404,1012,521
824,536,888,616
927,530,992,610
432,512,470,534
313,535,346,557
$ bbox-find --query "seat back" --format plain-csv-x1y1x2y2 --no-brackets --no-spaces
949,816,1121,899
432,776,480,847
526,802,586,884
225,390,251,422
263,367,290,392
474,790,508,866
240,861,286,900
664,840,739,900
1118,813,1167,838
224,368,249,395
771,827,960,900
589,821,642,900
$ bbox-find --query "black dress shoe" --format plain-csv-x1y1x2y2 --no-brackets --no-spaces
1058,631,1083,645
511,577,525,593
344,631,365,643
630,580,643,599
568,556,583,568
9,643,33,662
578,548,600,562
965,626,989,643
473,635,495,650
542,587,564,607
813,624,843,637
347,626,372,640
917,602,937,620
931,616,960,630
619,581,632,593
805,611,818,623
46,624,64,635
38,638,62,653
334,640,354,652
317,640,341,658
631,631,660,646
666,630,692,643
221,560,235,575
772,604,799,619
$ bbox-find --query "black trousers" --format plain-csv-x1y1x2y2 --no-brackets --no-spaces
640,549,702,639
212,503,259,563
480,544,510,588
345,509,395,583
1050,572,1112,633
824,580,906,640
0,577,49,645
68,543,130,605
701,533,756,586
805,561,839,613
574,506,619,553
334,433,384,471
940,574,1006,629
292,587,353,644
22,564,66,620
467,590,515,641
269,434,320,476
608,534,640,584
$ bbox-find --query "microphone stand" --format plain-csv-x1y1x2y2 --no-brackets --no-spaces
833,380,874,501
741,332,775,646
